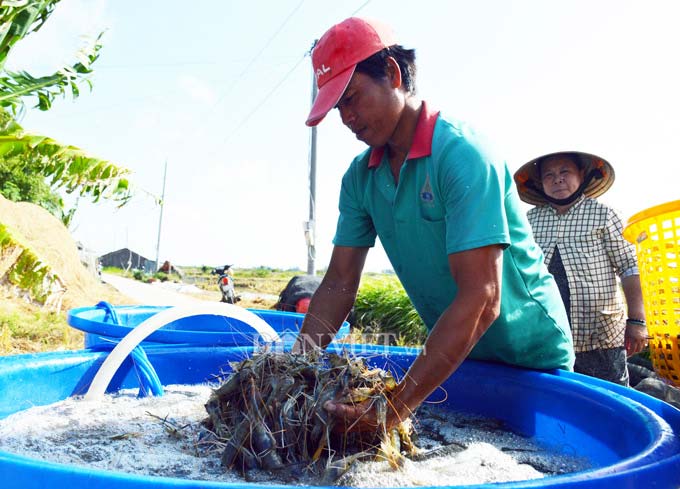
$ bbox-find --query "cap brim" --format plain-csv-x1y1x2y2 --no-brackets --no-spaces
305,65,355,127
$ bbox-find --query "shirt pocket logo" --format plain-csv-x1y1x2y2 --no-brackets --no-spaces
420,174,435,208
419,174,445,222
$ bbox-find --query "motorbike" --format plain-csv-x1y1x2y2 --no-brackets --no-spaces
211,265,240,304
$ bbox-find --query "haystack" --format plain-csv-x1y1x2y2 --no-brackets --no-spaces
0,194,114,311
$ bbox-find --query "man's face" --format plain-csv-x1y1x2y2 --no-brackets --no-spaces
540,157,585,200
334,68,403,147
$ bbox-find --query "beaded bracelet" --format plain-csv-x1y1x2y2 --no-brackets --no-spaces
626,318,646,326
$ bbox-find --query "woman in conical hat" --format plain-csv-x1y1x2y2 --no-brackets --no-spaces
514,151,647,386
513,150,614,208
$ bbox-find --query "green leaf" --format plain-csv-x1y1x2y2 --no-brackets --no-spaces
0,130,134,206
0,1,60,71
0,4,138,222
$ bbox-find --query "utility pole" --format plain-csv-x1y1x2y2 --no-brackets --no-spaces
155,160,167,272
305,40,318,276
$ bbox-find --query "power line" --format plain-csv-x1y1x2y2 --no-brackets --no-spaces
198,1,309,153
209,0,306,116
219,52,308,147
217,0,372,147
350,0,372,16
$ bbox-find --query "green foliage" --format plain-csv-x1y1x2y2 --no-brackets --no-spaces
0,303,77,354
0,1,134,224
8,249,52,303
245,267,274,278
154,271,168,282
181,266,303,297
354,276,427,346
0,112,133,210
0,151,63,215
0,1,103,115
0,1,58,65
0,221,11,246
102,266,123,275
132,269,145,281
0,222,59,304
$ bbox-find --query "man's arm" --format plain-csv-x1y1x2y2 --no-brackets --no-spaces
292,245,369,353
325,244,503,430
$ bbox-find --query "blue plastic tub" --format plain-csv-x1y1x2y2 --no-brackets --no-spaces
1,345,679,488
67,303,351,348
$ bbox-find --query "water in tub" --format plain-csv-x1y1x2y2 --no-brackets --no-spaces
0,384,590,486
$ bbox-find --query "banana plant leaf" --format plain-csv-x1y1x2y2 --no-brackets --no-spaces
0,1,102,114
0,126,132,206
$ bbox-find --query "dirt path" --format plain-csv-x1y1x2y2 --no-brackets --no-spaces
101,273,214,306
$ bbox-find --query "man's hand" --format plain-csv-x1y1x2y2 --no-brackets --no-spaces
325,245,503,436
320,245,503,438
324,399,381,432
324,393,409,433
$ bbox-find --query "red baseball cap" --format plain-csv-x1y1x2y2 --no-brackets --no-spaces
305,17,397,127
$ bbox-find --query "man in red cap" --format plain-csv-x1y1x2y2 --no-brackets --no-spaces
293,18,574,432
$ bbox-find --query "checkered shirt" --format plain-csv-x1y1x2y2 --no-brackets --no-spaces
527,197,639,352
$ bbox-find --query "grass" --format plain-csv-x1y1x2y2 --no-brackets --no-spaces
0,300,83,355
184,266,308,296
352,275,427,346
106,265,304,297
0,273,136,355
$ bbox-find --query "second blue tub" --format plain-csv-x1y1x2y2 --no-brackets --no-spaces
67,303,351,348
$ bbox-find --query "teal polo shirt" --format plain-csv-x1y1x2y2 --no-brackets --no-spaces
334,102,574,371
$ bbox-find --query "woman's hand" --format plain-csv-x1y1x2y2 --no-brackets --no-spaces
625,320,648,356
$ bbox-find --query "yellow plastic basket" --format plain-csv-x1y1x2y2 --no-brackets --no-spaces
623,200,680,386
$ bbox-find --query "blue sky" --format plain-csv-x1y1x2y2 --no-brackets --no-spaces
8,0,680,272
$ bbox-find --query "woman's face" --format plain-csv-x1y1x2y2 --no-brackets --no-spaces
540,157,585,200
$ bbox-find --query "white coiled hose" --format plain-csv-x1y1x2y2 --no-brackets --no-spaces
84,303,280,400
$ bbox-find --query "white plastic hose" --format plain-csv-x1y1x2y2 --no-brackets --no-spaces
83,303,281,400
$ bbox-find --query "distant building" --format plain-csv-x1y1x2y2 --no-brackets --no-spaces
99,248,156,273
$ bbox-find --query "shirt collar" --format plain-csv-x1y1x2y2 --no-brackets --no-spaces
367,101,440,168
